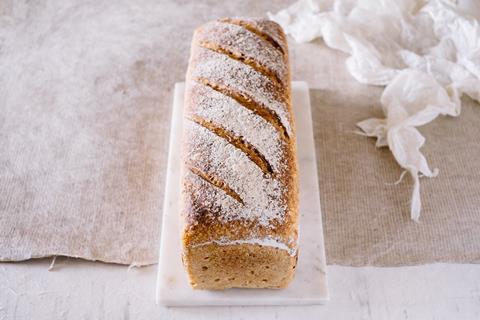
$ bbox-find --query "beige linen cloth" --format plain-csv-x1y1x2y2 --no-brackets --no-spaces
1,1,479,266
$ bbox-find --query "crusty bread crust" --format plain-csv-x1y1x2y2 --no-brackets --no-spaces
181,17,298,290
184,244,297,290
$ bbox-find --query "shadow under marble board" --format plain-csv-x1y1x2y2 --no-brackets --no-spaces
156,81,328,306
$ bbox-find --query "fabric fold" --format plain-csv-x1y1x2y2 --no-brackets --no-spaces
269,0,480,220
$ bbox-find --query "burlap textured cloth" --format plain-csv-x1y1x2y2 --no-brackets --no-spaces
1,1,479,266
313,90,480,266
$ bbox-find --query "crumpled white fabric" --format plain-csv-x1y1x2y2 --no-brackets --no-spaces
269,0,480,221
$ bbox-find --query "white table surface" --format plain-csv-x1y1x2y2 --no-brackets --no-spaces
1,259,480,320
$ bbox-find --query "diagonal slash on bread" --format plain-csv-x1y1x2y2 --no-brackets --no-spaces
181,17,299,290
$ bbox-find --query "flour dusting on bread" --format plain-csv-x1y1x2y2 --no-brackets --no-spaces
181,17,298,289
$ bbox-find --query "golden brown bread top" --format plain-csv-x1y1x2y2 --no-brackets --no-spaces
181,17,298,253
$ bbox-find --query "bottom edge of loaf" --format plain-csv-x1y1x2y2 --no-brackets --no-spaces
182,242,298,290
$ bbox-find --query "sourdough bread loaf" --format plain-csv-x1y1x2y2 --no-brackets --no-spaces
181,17,298,290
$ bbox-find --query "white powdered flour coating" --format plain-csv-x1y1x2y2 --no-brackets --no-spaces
184,120,287,227
227,17,288,54
191,236,297,256
197,21,287,85
187,81,287,173
191,47,292,135
184,169,242,223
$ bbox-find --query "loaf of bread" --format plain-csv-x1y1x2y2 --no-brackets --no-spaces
181,17,298,290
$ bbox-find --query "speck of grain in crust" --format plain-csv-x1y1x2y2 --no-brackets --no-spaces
195,21,287,85
186,81,287,173
183,120,287,228
191,47,292,135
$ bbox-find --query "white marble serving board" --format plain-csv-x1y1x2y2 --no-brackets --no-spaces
156,81,328,306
